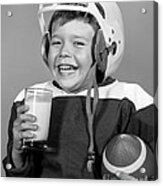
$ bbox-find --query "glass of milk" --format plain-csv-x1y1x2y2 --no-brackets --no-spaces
22,88,53,150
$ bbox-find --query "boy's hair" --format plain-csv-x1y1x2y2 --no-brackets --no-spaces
48,11,100,37
48,2,105,36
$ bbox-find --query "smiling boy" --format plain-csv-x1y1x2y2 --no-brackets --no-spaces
3,2,157,180
48,20,94,92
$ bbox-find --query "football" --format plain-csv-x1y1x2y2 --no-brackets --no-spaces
102,134,157,180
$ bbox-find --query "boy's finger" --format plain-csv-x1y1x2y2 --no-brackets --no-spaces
13,115,36,129
19,114,36,122
115,171,138,180
17,105,29,114
20,123,38,131
19,131,36,140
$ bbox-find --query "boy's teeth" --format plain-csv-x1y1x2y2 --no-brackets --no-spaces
60,66,73,70
58,64,77,71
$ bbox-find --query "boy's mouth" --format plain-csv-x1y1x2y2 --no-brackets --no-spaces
57,64,78,75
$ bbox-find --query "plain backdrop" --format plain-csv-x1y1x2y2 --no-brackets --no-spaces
1,0,158,179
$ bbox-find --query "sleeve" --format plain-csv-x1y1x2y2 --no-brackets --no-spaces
126,104,158,153
117,95,158,180
124,84,158,152
2,101,36,177
117,83,158,152
125,104,158,180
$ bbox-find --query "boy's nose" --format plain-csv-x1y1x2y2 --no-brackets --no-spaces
59,43,71,58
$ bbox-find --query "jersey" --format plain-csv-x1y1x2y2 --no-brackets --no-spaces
3,78,158,179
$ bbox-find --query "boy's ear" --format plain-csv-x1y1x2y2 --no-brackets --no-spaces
41,33,50,66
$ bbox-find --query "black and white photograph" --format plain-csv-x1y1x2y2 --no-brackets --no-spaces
1,0,158,181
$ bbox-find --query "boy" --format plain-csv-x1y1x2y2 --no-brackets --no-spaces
3,2,157,180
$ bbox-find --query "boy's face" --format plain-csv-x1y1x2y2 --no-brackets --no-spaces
48,19,95,91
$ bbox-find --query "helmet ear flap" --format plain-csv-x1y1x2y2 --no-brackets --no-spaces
41,32,50,66
93,29,108,84
94,29,119,83
94,29,108,73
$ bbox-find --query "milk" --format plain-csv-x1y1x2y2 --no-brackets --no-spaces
26,100,52,141
25,88,52,142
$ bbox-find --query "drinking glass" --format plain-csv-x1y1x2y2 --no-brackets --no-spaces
22,88,52,150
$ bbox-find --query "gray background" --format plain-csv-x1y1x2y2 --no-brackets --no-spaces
1,2,157,176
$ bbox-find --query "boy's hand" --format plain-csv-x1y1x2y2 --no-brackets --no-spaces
103,171,149,181
115,171,148,180
12,104,38,152
103,172,138,180
115,171,138,180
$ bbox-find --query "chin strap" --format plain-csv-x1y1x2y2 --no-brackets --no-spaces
86,68,99,173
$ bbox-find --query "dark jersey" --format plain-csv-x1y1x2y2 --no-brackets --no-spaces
3,80,158,179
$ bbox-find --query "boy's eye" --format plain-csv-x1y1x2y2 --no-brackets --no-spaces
51,40,62,46
74,41,86,47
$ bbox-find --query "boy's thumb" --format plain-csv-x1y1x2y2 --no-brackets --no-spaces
115,171,138,180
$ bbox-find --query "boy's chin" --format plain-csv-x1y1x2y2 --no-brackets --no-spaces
58,81,77,92
57,80,83,92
